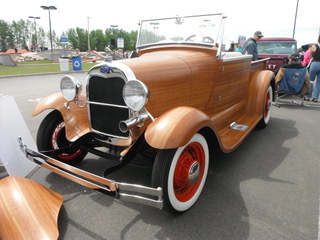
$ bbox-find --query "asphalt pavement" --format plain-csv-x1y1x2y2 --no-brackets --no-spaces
1,73,320,240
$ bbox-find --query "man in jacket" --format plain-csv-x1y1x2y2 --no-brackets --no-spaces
243,31,263,61
275,53,310,96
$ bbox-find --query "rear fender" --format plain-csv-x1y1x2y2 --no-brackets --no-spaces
32,92,90,142
145,107,213,149
246,70,275,114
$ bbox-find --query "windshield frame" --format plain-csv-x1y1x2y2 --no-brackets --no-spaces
136,13,226,51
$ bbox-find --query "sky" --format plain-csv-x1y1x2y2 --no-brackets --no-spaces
1,0,319,47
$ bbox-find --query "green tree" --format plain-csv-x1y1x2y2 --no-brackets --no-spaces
0,18,138,53
67,28,79,49
0,20,12,51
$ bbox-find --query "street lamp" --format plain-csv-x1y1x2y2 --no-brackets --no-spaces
29,16,40,50
87,16,91,51
41,5,57,52
292,0,299,38
150,22,159,41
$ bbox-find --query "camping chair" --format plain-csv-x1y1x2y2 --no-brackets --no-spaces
274,67,308,107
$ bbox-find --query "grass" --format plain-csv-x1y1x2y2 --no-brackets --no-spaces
0,60,98,76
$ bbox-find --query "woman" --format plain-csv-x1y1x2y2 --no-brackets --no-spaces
308,35,320,102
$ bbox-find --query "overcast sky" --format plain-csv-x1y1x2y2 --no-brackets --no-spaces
1,0,319,47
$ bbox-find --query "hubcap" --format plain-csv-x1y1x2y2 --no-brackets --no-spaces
188,161,200,184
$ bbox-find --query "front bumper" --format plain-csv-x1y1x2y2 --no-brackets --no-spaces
18,137,163,209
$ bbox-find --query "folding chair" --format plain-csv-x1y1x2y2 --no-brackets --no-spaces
274,67,308,107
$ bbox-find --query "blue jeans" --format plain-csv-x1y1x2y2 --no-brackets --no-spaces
309,62,320,99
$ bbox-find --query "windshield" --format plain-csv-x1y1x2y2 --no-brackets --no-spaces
136,14,225,49
257,42,297,55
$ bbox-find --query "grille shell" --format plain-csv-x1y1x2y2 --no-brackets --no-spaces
87,75,130,138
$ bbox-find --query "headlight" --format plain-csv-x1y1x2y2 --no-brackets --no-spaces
60,75,82,102
123,80,149,111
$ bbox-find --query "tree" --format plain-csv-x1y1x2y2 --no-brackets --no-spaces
0,20,12,51
0,18,138,53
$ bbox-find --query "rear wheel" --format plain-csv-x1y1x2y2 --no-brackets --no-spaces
258,85,273,128
152,133,209,212
36,110,87,165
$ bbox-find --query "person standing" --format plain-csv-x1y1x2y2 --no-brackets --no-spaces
243,30,264,61
309,35,320,102
301,44,312,67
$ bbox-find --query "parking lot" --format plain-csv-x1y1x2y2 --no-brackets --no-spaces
1,73,320,240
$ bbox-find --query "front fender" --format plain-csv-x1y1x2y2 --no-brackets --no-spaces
32,92,90,142
145,107,213,149
246,70,275,114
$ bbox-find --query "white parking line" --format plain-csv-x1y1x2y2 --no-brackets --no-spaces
28,98,43,102
318,198,320,240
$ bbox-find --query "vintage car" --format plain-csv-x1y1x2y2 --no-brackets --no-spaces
257,37,297,72
19,13,275,213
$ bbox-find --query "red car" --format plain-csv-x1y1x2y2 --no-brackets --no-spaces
258,37,297,72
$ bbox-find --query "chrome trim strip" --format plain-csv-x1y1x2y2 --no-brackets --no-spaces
18,137,163,209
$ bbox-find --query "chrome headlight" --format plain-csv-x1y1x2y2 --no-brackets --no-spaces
60,75,82,102
123,80,149,111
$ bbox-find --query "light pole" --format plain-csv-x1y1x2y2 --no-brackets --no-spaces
292,0,299,38
41,5,57,52
87,16,91,51
150,22,159,41
29,16,40,50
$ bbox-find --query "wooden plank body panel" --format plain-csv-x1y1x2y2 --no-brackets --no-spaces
123,45,219,117
0,176,63,240
31,45,272,152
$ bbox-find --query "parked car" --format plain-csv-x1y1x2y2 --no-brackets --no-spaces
20,13,275,212
257,37,297,72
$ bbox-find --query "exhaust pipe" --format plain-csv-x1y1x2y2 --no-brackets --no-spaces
119,112,149,133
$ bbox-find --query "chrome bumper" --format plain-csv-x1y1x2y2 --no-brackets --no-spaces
18,137,163,209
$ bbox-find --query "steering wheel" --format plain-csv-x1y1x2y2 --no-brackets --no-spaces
185,35,214,43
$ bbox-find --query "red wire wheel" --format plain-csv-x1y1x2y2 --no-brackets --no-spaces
37,110,87,165
173,142,205,202
51,122,84,161
152,133,209,212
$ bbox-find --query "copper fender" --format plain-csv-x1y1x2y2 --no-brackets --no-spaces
0,176,63,240
32,92,91,142
145,106,213,149
246,70,275,115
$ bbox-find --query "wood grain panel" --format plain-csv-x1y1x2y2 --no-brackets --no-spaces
124,46,218,118
0,176,63,240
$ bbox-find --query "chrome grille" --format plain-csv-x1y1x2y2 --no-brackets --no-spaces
88,75,129,138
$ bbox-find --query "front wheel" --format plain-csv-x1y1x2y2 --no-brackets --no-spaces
152,133,209,212
36,110,88,165
258,85,273,128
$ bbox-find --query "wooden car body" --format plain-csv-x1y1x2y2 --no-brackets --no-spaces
22,13,275,212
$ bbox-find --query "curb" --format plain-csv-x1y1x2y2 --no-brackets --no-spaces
0,70,88,79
